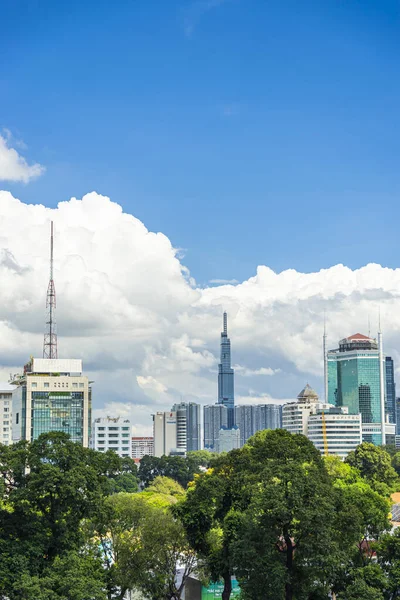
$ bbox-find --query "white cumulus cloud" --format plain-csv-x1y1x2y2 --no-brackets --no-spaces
0,190,399,434
0,134,45,183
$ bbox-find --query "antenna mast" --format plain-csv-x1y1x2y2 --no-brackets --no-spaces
323,312,328,402
43,221,58,359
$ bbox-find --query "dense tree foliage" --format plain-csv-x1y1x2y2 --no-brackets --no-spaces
2,430,400,599
345,442,399,495
0,432,122,599
138,452,214,488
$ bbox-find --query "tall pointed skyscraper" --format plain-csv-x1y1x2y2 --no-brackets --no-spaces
218,312,235,428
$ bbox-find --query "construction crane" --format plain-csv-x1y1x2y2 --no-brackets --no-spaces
321,411,329,456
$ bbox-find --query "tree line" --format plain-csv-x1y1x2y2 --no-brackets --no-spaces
1,430,400,599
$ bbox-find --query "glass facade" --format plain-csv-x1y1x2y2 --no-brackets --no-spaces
386,357,396,425
218,312,235,428
327,356,338,405
31,391,84,444
328,339,384,446
397,398,400,436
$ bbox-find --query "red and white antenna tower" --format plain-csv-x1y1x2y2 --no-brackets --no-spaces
43,221,58,359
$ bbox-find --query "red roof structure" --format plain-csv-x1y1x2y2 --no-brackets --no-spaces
346,333,371,341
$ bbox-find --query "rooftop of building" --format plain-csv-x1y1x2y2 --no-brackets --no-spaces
297,383,319,402
10,358,84,384
94,416,130,424
328,332,379,353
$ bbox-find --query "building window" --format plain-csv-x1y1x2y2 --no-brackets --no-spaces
122,447,129,451
32,382,37,388
3,421,9,426
97,434,105,438
44,382,49,388
79,383,84,388
16,413,19,425
108,427,119,431
72,383,78,388
122,427,130,431
122,433,130,437
97,440,105,445
3,408,9,413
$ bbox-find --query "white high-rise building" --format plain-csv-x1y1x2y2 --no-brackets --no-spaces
283,384,362,459
153,411,177,457
132,437,154,459
91,417,132,457
170,402,201,452
307,408,362,459
11,358,91,447
282,384,332,436
0,388,12,446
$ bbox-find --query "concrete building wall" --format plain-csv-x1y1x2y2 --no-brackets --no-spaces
0,390,12,446
92,417,132,458
132,437,154,459
153,411,177,457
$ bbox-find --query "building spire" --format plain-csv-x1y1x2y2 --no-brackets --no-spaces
223,311,228,336
43,221,58,359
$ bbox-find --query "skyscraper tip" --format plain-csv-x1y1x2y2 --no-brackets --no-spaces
223,311,228,335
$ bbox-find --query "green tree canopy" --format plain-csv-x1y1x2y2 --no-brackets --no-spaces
345,443,398,495
99,482,194,600
0,432,124,598
138,454,205,488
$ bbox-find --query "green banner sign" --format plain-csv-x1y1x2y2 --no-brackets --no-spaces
201,579,240,600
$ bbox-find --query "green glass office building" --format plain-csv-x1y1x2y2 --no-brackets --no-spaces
11,358,90,447
327,333,386,446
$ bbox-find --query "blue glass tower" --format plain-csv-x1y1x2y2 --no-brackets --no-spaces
386,357,396,426
218,312,235,428
327,333,386,445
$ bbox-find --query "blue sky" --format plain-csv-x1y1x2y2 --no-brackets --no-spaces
2,0,400,285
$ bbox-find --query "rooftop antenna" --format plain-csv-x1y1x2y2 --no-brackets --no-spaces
323,311,328,402
43,221,58,359
377,306,385,445
223,311,228,335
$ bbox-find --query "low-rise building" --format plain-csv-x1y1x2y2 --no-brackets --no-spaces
132,436,154,459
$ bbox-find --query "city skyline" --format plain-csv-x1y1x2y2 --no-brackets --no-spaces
1,1,400,436
0,192,400,436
